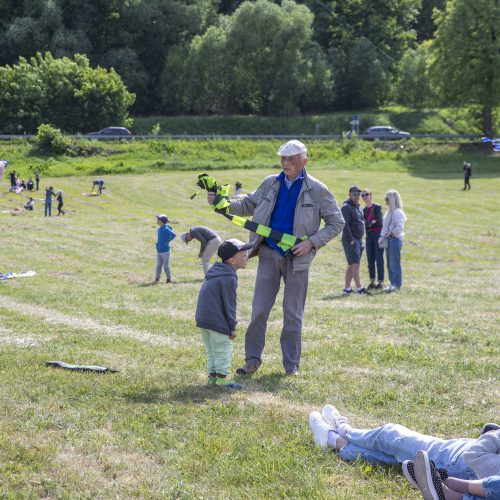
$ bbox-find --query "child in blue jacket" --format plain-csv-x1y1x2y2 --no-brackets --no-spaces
155,214,176,283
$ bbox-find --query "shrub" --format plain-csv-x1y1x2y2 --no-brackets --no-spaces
31,124,71,155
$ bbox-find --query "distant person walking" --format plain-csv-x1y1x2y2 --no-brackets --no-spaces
35,172,40,191
361,189,384,289
56,190,65,215
181,226,223,275
9,170,17,188
380,190,406,292
463,162,472,190
44,186,56,217
155,214,176,283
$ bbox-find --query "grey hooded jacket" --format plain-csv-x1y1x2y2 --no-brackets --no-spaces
195,262,238,336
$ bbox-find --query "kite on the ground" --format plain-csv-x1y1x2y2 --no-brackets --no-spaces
46,361,119,373
0,271,36,280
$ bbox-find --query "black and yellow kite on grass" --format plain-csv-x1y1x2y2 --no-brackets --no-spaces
192,173,307,257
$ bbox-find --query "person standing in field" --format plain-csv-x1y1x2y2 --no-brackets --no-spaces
208,140,344,376
361,188,384,289
463,162,472,190
35,172,40,191
56,190,65,215
341,186,367,295
181,226,222,275
195,239,251,389
44,186,56,217
154,214,176,283
380,189,406,292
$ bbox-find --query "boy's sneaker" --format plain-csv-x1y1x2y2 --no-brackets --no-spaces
166,278,172,283
308,411,330,448
356,287,369,294
403,460,448,489
342,288,352,295
215,378,242,389
384,284,397,293
414,450,446,500
367,283,376,290
321,405,351,435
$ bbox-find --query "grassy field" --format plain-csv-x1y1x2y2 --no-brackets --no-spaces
0,154,499,498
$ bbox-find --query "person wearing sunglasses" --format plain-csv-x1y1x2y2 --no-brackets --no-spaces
380,190,407,292
361,189,384,290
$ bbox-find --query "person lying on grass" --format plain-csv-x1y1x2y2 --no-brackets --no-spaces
309,405,499,484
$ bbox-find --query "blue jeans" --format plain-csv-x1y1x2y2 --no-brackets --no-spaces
339,424,477,479
387,238,403,288
44,200,52,216
366,231,384,282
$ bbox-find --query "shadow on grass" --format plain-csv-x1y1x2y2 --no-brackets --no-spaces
167,384,238,402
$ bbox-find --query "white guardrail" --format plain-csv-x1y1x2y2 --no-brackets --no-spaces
0,133,482,140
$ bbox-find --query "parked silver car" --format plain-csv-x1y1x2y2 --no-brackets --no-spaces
87,127,132,140
363,126,410,141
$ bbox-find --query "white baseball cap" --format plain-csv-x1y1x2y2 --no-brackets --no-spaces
277,140,307,157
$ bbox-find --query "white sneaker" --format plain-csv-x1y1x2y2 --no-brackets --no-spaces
384,284,397,293
308,411,330,448
321,405,351,435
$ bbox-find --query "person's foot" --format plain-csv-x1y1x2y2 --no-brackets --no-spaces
215,377,243,389
235,360,259,375
286,369,298,376
403,459,448,489
321,405,351,435
356,287,369,294
342,288,352,296
414,450,445,500
367,282,376,290
384,284,398,293
376,282,384,289
166,278,172,283
308,411,330,448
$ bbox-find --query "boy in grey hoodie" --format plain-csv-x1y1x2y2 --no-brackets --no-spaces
195,239,251,388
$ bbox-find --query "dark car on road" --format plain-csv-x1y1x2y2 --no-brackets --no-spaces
87,127,132,140
363,126,410,141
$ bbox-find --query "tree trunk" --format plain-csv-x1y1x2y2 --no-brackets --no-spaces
482,106,493,138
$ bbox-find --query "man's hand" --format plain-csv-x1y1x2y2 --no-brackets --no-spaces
229,331,236,340
207,192,216,205
292,239,314,257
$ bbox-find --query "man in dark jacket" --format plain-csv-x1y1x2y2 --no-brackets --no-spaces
341,186,367,295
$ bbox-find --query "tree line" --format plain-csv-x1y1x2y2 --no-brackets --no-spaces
0,0,498,135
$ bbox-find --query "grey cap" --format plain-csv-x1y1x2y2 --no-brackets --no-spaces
277,140,307,157
349,185,362,194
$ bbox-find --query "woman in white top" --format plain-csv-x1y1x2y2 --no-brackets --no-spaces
380,190,406,292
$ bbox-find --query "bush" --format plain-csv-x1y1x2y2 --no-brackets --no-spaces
31,124,71,155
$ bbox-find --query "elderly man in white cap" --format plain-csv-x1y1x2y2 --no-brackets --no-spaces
207,139,344,375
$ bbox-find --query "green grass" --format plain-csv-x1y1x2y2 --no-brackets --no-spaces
2,136,499,181
0,159,499,497
131,106,498,135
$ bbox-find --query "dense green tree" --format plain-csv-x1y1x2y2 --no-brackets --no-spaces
393,44,433,109
414,0,445,41
0,0,217,113
0,52,135,133
163,0,334,115
430,0,500,135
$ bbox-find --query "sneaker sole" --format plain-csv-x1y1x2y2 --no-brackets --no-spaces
415,451,439,500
